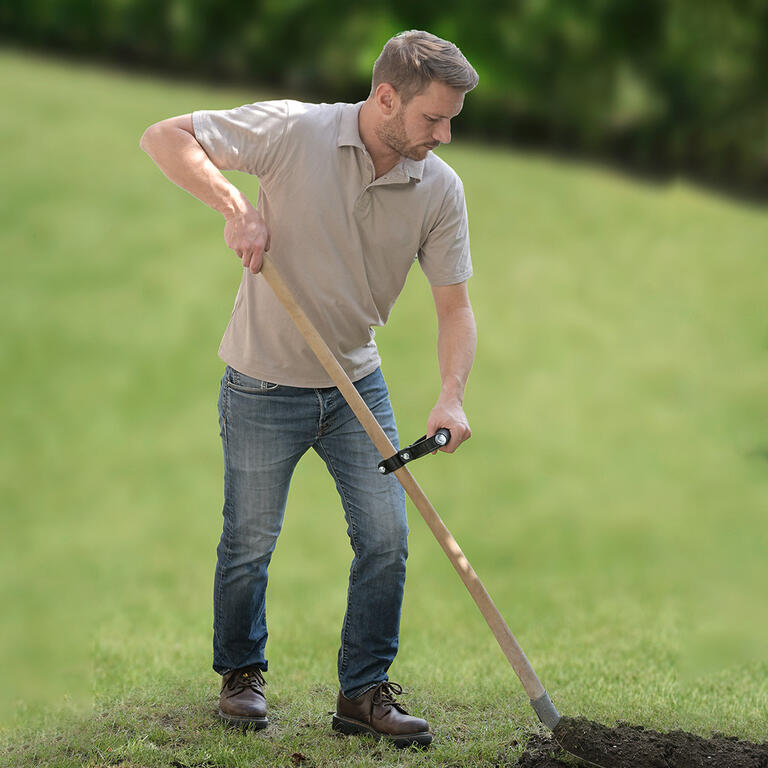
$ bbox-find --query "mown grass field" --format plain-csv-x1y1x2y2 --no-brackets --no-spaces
1,48,766,767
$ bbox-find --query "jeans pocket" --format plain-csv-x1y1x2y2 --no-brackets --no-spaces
225,366,280,393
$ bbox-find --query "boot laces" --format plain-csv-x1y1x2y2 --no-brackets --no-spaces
225,666,266,695
372,681,408,713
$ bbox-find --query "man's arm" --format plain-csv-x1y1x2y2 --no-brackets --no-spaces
139,114,268,273
426,281,477,453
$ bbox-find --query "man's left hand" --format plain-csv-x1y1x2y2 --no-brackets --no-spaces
426,397,471,453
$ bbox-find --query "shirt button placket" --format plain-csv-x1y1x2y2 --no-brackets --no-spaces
355,187,371,217
355,153,374,217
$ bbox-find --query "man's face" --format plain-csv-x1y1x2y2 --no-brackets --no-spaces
376,80,465,161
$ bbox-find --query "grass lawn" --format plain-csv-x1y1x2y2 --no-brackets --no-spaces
1,47,766,767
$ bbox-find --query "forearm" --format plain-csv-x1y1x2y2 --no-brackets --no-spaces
425,299,476,451
437,306,477,404
140,124,247,218
436,305,477,405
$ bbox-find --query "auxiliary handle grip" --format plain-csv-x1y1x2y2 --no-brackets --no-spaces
377,428,452,475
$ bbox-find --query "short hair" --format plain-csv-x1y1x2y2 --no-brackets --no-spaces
371,30,479,103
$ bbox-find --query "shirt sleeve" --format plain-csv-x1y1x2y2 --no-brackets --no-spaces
191,100,289,177
417,174,473,286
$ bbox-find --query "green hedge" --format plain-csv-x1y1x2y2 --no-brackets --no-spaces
2,0,767,195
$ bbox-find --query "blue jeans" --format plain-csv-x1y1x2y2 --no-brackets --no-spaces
213,365,407,698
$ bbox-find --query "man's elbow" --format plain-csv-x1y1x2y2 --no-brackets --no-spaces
139,123,161,154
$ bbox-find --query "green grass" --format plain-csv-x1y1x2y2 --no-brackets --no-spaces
1,46,767,767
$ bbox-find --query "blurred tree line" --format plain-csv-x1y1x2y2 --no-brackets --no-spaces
2,0,767,195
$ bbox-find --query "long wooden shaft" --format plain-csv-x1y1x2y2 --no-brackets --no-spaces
260,257,546,702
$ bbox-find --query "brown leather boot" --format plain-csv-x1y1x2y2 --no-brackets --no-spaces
332,681,432,747
218,666,268,729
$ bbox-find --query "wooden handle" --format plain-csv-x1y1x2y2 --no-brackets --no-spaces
260,256,546,702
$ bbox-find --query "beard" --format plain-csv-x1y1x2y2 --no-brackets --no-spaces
375,107,430,161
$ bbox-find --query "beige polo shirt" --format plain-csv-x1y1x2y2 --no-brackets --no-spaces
192,99,472,387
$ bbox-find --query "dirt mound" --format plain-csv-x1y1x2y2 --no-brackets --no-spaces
512,718,768,768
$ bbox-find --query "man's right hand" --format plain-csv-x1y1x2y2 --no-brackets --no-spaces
223,195,271,274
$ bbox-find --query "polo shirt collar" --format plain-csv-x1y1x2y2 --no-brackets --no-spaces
337,102,425,182
401,156,424,181
337,102,367,150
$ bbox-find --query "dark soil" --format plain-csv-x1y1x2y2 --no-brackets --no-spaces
512,717,768,768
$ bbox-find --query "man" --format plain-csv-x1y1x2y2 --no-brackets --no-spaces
140,30,478,748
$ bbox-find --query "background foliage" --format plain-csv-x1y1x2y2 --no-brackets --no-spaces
1,0,767,195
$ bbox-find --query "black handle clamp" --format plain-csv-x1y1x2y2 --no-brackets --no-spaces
377,429,451,474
